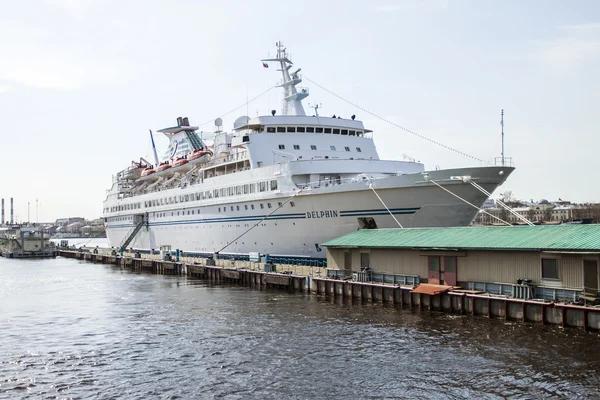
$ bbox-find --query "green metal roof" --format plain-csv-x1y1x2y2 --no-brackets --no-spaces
322,225,600,252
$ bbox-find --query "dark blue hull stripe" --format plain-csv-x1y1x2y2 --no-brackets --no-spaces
107,207,422,229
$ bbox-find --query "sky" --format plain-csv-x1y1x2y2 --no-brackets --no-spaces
1,0,599,222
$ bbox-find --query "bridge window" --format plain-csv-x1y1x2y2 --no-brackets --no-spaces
287,127,296,132
324,128,331,133
250,184,256,193
341,129,348,135
267,127,276,133
332,129,340,134
277,127,285,133
311,145,317,150
315,127,323,133
259,182,267,192
293,145,300,150
330,146,336,151
236,186,242,195
270,180,278,190
297,127,305,132
356,147,362,152
279,144,285,150
306,127,315,133
349,130,355,135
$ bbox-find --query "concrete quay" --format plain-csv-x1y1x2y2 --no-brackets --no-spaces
58,249,600,332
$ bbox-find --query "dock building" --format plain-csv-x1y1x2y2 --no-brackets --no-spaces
323,225,600,302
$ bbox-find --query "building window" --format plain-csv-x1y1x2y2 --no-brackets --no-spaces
310,145,317,150
279,144,285,150
356,147,362,152
293,145,300,150
542,258,559,280
345,146,350,152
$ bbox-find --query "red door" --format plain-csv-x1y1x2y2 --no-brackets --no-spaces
444,256,457,286
428,256,440,284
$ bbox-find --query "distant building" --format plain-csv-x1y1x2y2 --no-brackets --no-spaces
55,217,85,227
474,199,581,225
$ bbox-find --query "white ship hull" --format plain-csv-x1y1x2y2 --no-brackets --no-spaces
105,166,511,259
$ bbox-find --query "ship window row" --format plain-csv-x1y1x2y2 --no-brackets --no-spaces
267,126,363,136
119,200,298,221
109,202,142,213
140,180,278,209
278,144,361,152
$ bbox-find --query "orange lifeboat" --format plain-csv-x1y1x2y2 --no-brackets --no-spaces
141,167,155,177
156,162,172,172
189,149,213,161
172,157,189,168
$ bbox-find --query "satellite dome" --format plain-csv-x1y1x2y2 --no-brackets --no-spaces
538,199,550,205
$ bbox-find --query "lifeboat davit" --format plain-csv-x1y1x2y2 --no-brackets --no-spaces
125,161,148,179
141,167,155,177
156,162,172,172
188,149,213,162
172,157,189,168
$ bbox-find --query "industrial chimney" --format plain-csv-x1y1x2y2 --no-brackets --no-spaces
10,197,14,224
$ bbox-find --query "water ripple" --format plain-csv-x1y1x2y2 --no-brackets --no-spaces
1,257,599,399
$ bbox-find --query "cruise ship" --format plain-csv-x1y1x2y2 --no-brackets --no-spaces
103,43,514,259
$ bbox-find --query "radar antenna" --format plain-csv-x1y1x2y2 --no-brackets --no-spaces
308,102,322,117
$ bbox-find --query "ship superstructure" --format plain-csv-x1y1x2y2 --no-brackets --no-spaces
103,43,514,259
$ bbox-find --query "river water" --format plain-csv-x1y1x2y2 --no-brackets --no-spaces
1,256,599,399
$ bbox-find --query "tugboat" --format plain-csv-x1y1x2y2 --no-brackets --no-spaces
0,226,57,258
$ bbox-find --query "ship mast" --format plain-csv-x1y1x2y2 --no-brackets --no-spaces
261,42,309,116
501,109,505,167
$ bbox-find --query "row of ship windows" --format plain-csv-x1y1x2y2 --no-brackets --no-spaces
267,126,363,135
108,201,296,222
107,180,279,213
279,144,361,152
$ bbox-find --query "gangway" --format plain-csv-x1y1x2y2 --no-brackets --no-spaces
119,214,148,251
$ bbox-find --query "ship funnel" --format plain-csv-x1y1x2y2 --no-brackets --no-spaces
177,117,183,126
182,117,189,126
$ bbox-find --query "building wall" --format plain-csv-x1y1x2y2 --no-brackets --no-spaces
326,247,599,291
